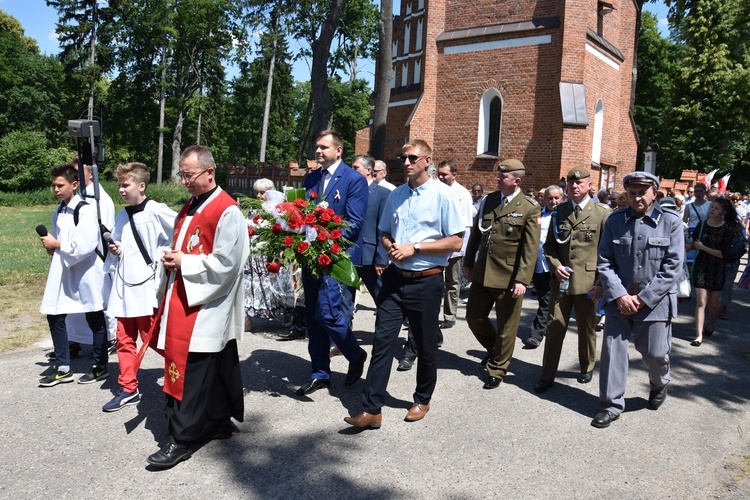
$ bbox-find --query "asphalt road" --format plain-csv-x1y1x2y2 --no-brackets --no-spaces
2,279,750,499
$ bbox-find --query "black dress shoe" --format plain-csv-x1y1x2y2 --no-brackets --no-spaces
591,410,620,428
577,371,593,384
345,352,367,386
522,337,541,349
147,440,193,468
534,380,553,393
648,386,668,410
397,357,414,371
483,377,502,389
295,378,331,395
439,320,456,329
277,328,305,341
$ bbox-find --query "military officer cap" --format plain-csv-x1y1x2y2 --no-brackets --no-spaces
566,167,590,181
497,159,525,172
659,197,677,210
623,171,660,190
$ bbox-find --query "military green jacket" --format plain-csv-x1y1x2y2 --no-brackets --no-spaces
465,190,541,289
543,199,611,295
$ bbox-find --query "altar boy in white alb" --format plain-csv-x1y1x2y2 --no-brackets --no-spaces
102,162,176,412
38,164,109,387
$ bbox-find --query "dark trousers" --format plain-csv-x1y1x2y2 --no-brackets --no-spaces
361,268,443,414
540,288,598,382
165,340,244,443
466,284,523,380
47,311,108,368
529,271,551,341
357,264,381,299
301,270,364,380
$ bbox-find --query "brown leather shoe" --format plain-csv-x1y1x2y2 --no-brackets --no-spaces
404,403,430,422
343,411,382,429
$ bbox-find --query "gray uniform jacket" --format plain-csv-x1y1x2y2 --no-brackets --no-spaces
597,205,685,321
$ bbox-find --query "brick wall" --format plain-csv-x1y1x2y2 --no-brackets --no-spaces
355,0,638,194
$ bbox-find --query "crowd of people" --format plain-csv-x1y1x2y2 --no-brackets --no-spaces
36,130,749,469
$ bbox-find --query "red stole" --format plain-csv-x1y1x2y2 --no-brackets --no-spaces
163,189,237,400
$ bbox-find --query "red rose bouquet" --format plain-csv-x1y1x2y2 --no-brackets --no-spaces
246,187,359,287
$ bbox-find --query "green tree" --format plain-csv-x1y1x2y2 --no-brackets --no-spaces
661,0,750,182
165,0,242,179
329,76,372,159
223,31,297,164
0,131,72,192
633,11,679,172
46,0,115,120
0,11,68,143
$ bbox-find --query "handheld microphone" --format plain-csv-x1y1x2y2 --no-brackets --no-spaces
36,225,48,237
102,231,114,245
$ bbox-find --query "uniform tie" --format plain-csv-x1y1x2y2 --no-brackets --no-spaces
574,205,582,218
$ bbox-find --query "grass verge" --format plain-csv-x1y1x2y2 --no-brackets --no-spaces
0,205,58,352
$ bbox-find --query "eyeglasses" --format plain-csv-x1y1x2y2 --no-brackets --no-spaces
178,169,209,182
373,169,386,175
399,155,427,164
471,189,483,193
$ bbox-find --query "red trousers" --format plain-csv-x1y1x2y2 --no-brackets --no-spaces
116,315,162,392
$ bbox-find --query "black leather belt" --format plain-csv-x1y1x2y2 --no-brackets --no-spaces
392,266,444,279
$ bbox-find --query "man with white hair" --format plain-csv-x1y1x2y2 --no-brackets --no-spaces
373,160,396,191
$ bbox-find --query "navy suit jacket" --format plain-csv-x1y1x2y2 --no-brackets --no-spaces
358,182,390,267
304,162,368,265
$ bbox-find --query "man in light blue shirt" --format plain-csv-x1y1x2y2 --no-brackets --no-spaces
344,139,464,429
524,185,563,348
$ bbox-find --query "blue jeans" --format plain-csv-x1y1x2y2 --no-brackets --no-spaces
47,312,108,369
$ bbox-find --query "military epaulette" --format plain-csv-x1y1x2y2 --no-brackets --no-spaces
611,206,629,215
596,202,612,211
524,195,540,206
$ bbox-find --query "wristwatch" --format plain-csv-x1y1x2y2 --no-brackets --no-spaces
414,243,421,254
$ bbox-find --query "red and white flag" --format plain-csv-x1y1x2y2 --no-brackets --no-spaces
716,174,730,194
701,168,718,187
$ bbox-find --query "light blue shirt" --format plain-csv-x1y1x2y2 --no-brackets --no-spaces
535,207,553,274
378,177,465,271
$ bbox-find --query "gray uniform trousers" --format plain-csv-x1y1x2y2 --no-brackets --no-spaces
599,308,671,415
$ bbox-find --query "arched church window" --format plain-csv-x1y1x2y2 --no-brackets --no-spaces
477,88,503,156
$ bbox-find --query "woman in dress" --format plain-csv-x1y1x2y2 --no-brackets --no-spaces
243,178,294,330
688,197,739,346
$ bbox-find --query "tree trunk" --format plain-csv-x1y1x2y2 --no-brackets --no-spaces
370,0,393,160
171,109,185,181
260,15,280,164
297,92,314,165
156,42,167,184
307,0,344,158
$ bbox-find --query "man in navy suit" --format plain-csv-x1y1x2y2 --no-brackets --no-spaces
351,155,390,298
296,130,369,396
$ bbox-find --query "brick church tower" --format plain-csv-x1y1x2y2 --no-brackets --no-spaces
355,0,640,192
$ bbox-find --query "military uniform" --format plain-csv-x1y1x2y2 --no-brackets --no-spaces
539,197,611,384
595,172,684,426
465,171,541,382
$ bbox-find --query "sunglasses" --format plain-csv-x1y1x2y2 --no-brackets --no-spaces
398,155,427,164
